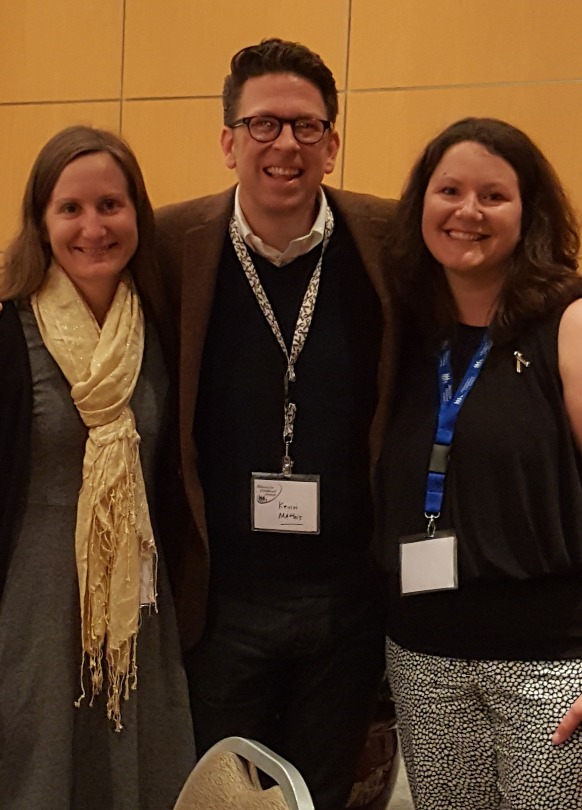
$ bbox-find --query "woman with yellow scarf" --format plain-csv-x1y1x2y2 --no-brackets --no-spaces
0,126,195,809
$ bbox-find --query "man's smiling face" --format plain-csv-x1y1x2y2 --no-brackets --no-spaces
220,71,339,242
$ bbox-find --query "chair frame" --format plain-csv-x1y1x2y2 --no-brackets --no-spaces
193,736,315,810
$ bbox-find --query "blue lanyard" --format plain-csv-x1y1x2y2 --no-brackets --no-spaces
424,333,492,535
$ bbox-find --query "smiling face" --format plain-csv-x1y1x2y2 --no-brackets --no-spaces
421,140,523,288
220,71,339,247
44,151,138,303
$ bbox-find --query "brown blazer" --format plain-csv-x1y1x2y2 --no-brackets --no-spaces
148,185,398,650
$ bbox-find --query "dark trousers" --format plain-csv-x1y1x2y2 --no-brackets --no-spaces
186,574,386,810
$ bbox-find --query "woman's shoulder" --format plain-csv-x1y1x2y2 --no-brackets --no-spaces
558,297,582,329
557,297,582,371
519,298,582,348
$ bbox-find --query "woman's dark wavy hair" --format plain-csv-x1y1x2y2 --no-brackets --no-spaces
222,37,338,125
395,117,582,346
2,125,155,301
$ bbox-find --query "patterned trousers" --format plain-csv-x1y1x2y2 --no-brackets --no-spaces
387,638,582,809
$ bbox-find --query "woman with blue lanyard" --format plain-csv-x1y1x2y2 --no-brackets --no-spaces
374,117,582,809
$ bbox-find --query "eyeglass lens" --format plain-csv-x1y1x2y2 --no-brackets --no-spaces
247,116,326,143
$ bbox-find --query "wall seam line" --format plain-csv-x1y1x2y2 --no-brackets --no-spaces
119,0,127,132
340,0,353,189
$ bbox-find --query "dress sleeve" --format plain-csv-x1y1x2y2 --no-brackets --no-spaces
0,301,32,600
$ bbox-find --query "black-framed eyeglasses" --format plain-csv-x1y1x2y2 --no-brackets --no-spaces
229,115,332,144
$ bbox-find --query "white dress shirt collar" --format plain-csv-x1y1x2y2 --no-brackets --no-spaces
233,187,328,267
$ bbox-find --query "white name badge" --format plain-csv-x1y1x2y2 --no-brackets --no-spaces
251,473,320,534
399,531,458,595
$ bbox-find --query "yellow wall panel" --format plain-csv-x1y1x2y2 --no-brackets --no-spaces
123,0,348,98
0,1,123,103
342,84,582,216
349,0,582,89
0,103,121,251
123,96,343,209
122,98,234,207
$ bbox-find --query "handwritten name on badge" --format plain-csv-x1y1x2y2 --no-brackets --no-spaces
252,476,319,534
277,500,302,521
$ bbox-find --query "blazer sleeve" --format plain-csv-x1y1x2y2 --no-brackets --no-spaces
0,301,32,600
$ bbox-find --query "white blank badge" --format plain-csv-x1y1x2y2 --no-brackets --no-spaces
400,532,458,594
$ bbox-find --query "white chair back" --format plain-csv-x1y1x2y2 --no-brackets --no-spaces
173,736,315,810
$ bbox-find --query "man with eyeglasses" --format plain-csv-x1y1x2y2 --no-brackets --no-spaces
149,37,397,810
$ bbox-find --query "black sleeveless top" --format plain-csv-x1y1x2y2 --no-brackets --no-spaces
374,310,582,660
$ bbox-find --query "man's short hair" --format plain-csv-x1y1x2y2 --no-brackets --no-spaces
222,38,339,125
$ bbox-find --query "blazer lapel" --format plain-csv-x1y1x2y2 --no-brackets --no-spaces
179,194,233,435
177,188,235,542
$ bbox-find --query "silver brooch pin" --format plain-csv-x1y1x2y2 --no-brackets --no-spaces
513,350,531,374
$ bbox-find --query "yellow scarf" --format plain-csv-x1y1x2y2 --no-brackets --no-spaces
31,262,157,731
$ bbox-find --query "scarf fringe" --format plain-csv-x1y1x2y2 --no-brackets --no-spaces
75,432,155,730
75,637,138,733
106,635,138,732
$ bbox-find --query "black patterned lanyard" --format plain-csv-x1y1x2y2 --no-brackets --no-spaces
229,207,334,476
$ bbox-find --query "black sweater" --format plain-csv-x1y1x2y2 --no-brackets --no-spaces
194,212,383,589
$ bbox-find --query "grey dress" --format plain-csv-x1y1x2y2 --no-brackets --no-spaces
0,305,195,810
